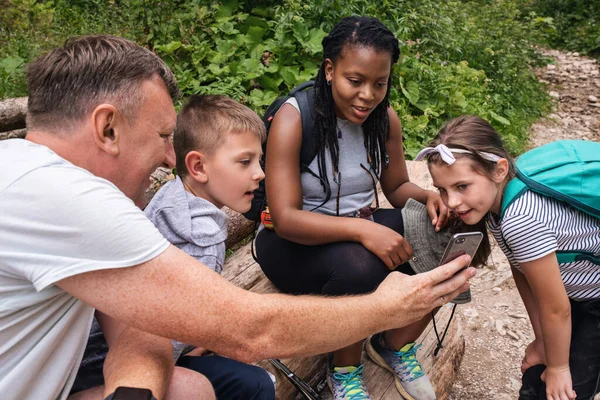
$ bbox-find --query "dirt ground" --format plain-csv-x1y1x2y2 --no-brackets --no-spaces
448,49,600,400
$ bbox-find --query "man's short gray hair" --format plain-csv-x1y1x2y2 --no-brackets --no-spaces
26,35,180,132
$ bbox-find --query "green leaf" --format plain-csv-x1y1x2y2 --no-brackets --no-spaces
305,28,327,54
256,75,279,91
216,39,237,58
245,16,270,29
239,58,263,78
249,88,278,107
280,66,300,86
218,21,239,35
401,80,420,105
0,56,24,75
207,64,224,75
154,41,183,54
266,60,280,73
292,20,309,42
450,91,467,109
218,0,238,17
249,6,272,18
490,110,511,126
246,26,266,45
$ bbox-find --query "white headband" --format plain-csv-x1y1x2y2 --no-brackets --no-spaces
415,144,501,165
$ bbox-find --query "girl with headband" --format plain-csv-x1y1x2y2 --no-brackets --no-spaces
419,115,600,400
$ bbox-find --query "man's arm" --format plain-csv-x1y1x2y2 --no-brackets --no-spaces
102,325,173,398
96,312,172,399
58,245,475,363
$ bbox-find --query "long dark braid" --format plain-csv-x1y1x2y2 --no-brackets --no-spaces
313,16,400,194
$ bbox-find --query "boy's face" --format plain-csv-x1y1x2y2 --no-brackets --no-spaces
202,130,264,213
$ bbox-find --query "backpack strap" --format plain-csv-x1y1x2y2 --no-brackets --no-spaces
294,85,333,211
500,177,528,219
294,86,316,168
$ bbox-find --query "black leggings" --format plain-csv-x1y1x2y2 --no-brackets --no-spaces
255,208,413,296
520,298,600,400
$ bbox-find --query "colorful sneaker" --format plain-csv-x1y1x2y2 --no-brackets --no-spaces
366,334,436,400
327,364,371,400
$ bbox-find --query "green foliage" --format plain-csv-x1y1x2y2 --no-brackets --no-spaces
524,0,600,58
1,0,552,154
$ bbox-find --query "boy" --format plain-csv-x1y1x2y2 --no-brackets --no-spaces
144,95,271,399
71,95,272,400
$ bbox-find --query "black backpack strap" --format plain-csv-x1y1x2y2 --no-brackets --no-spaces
294,84,316,168
289,80,315,96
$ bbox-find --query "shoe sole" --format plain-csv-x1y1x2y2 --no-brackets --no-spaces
365,336,416,400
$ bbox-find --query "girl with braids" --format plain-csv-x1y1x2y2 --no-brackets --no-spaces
255,16,448,400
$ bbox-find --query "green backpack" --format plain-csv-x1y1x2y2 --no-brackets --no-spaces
500,140,600,264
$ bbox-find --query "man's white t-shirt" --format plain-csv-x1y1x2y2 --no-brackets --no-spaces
0,139,169,399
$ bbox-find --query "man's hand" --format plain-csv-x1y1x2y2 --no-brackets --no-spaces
541,366,576,400
376,254,475,327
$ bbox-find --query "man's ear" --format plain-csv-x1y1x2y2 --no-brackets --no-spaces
91,104,122,157
493,158,510,184
185,151,209,183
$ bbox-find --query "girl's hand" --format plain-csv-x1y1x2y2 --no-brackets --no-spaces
541,366,576,400
425,190,449,231
360,222,413,270
521,338,546,373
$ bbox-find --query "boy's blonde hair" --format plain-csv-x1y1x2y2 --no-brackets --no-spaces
174,95,266,177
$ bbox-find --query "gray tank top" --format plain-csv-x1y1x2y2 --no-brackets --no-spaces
285,98,377,216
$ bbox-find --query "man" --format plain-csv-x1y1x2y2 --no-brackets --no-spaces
0,35,475,400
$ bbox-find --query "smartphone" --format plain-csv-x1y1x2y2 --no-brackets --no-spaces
439,232,484,267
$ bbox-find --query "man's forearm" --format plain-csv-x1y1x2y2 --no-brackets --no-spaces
59,247,474,364
103,327,173,398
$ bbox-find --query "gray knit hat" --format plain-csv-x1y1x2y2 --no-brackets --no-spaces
401,198,471,304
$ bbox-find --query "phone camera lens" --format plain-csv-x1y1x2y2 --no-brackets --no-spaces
456,238,465,244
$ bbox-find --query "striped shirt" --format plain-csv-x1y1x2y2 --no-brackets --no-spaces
487,190,600,300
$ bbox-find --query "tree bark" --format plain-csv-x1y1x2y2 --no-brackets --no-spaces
0,128,26,141
223,207,255,249
0,97,27,132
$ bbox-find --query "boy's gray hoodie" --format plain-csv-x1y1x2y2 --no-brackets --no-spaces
144,176,228,273
144,176,229,360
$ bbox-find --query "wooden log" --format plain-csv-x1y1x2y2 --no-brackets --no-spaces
223,207,255,249
0,97,27,132
221,242,465,400
0,128,26,141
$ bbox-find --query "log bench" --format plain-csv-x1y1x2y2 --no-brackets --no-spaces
219,162,466,400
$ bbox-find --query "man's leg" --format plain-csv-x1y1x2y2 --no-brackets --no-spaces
177,354,276,400
67,367,215,400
